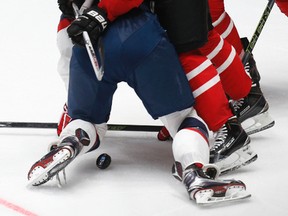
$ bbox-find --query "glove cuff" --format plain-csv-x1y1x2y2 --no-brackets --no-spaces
85,7,108,31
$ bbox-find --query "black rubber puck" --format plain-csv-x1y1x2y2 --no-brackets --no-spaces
96,153,111,169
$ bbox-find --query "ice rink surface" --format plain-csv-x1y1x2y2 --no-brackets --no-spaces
0,0,287,215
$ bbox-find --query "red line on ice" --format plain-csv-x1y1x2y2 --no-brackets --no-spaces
0,198,38,216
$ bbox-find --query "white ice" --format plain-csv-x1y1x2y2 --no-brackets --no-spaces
0,0,288,215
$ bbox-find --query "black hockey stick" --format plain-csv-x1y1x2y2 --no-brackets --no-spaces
0,121,162,132
242,0,275,65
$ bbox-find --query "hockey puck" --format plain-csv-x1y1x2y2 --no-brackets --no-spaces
96,153,111,169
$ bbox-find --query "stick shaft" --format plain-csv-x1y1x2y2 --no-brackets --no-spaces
0,121,162,132
242,0,275,65
72,2,104,80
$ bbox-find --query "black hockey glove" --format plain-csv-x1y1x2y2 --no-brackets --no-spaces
57,0,85,16
67,6,108,46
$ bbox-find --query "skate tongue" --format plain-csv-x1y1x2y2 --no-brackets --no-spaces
194,163,203,169
185,163,203,171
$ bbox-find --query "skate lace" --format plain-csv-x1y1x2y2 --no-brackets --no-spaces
231,99,244,112
244,61,250,74
212,125,228,150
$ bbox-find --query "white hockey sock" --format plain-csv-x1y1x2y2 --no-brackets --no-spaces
172,128,209,170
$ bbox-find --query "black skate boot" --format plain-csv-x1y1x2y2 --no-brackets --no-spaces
232,83,275,135
27,136,83,186
210,116,257,174
183,163,251,205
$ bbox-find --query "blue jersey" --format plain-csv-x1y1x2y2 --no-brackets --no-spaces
68,8,195,124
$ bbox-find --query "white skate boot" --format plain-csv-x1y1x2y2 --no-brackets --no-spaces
27,136,82,186
182,164,251,205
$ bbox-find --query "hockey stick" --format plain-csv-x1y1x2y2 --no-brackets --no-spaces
0,121,162,132
77,0,93,14
72,1,104,81
242,0,275,65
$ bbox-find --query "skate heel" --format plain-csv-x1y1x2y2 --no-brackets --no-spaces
232,84,275,135
194,189,214,204
216,143,258,175
242,110,275,135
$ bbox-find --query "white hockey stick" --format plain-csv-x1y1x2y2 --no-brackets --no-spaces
72,1,104,81
78,0,94,14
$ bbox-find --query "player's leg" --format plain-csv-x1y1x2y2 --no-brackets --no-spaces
121,10,247,203
160,109,251,204
199,29,274,134
28,42,113,186
208,0,275,133
127,16,251,203
27,6,178,187
208,0,243,56
178,51,232,132
157,47,256,174
178,50,257,173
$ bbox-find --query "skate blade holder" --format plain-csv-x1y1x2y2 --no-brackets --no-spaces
194,186,251,205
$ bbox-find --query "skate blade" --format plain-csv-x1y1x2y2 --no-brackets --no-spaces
242,111,275,135
216,144,258,175
195,186,251,205
27,149,71,187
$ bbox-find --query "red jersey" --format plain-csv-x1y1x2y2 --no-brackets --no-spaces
276,0,288,16
98,0,143,21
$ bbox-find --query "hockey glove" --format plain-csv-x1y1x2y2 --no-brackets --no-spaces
58,0,84,16
67,6,108,46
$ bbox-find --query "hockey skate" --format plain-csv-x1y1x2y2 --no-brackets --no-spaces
232,83,275,135
27,136,82,186
183,164,251,205
210,116,258,174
